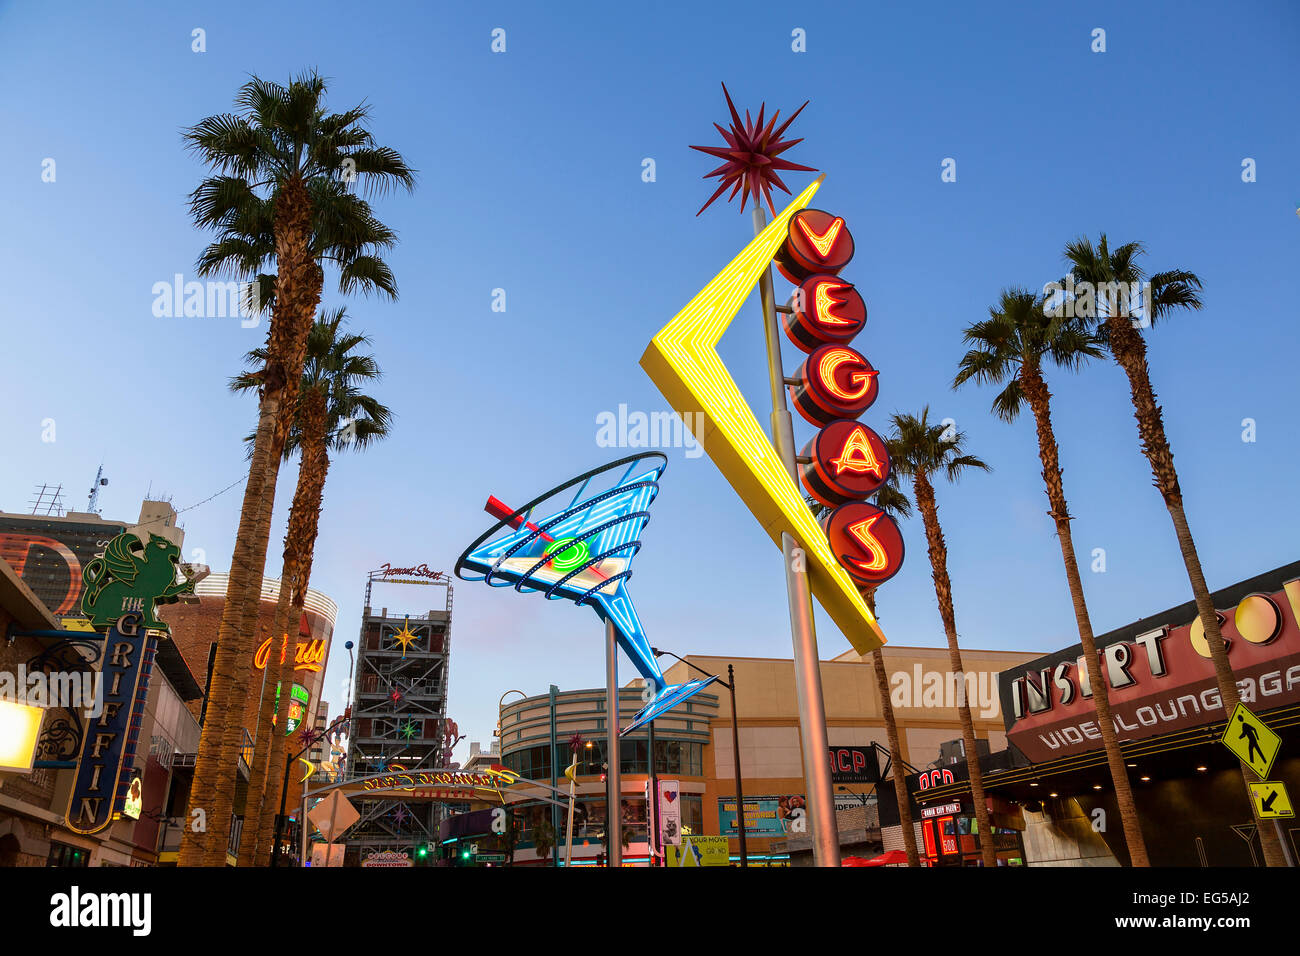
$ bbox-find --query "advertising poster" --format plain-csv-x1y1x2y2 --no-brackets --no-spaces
717,795,806,836
665,835,730,866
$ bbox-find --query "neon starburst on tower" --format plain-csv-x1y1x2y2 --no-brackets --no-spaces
690,82,817,216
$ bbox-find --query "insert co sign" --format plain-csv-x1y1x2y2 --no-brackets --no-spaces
777,210,904,588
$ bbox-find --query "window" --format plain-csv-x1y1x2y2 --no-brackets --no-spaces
47,843,90,867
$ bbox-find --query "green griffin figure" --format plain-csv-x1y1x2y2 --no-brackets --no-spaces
80,532,203,630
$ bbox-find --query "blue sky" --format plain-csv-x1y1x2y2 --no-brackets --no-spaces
1,1,1297,761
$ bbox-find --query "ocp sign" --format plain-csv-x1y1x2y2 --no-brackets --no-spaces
828,745,879,784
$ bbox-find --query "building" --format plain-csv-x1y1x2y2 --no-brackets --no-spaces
0,546,205,867
912,560,1300,866
496,641,1037,866
343,579,453,862
499,684,716,866
0,500,182,622
462,741,500,773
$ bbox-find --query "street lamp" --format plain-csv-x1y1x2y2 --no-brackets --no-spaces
493,689,527,738
652,648,747,867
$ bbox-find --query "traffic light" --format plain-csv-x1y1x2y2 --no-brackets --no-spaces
461,846,471,863
416,845,428,860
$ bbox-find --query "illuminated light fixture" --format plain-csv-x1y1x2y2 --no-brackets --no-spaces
391,616,420,658
1140,776,1151,782
1029,782,1039,787
1049,792,1058,798
1092,784,1103,790
639,176,887,654
0,700,45,773
1196,765,1208,772
1126,763,1136,768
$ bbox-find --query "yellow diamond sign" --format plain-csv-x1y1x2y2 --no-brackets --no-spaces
1219,702,1281,780
639,176,885,654
1247,781,1293,820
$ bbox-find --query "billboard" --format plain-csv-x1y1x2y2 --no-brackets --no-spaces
718,795,806,836
0,515,127,616
665,835,730,867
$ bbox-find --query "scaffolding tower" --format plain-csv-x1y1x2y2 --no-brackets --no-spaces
342,567,454,861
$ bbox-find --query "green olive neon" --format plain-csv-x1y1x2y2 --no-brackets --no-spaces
544,536,590,573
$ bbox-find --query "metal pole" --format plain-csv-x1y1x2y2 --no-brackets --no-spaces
729,664,748,867
549,684,559,869
564,764,577,867
1274,819,1297,867
648,718,658,866
753,205,841,867
300,785,308,867
271,756,292,867
605,618,622,868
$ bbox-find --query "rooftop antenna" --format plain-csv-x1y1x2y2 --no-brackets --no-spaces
29,483,66,517
87,463,109,515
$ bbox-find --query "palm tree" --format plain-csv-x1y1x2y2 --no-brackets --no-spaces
808,482,921,867
887,408,997,866
231,310,392,866
954,287,1150,866
1063,235,1286,867
179,73,413,866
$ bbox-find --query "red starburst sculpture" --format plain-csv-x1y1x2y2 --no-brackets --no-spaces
691,82,816,217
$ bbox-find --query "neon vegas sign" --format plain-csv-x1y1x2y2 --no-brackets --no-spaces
640,178,891,654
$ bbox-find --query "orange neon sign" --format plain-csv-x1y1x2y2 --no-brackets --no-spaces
844,513,890,573
813,280,855,326
830,425,885,479
818,348,877,402
797,216,846,258
254,636,326,673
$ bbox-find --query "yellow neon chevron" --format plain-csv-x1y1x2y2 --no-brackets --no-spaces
299,757,314,783
640,176,885,654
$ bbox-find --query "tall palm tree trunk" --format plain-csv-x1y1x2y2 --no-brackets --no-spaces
863,590,919,867
1019,360,1150,866
177,396,276,866
237,540,301,867
1106,315,1287,867
184,174,324,866
255,388,330,865
912,472,997,867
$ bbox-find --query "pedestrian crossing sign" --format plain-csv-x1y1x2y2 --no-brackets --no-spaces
1219,702,1281,780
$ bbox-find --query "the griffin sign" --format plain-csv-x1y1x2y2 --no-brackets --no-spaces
1000,564,1300,763
80,532,200,630
64,612,155,833
63,531,201,833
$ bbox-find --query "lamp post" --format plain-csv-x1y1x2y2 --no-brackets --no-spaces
493,689,527,739
653,649,747,867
